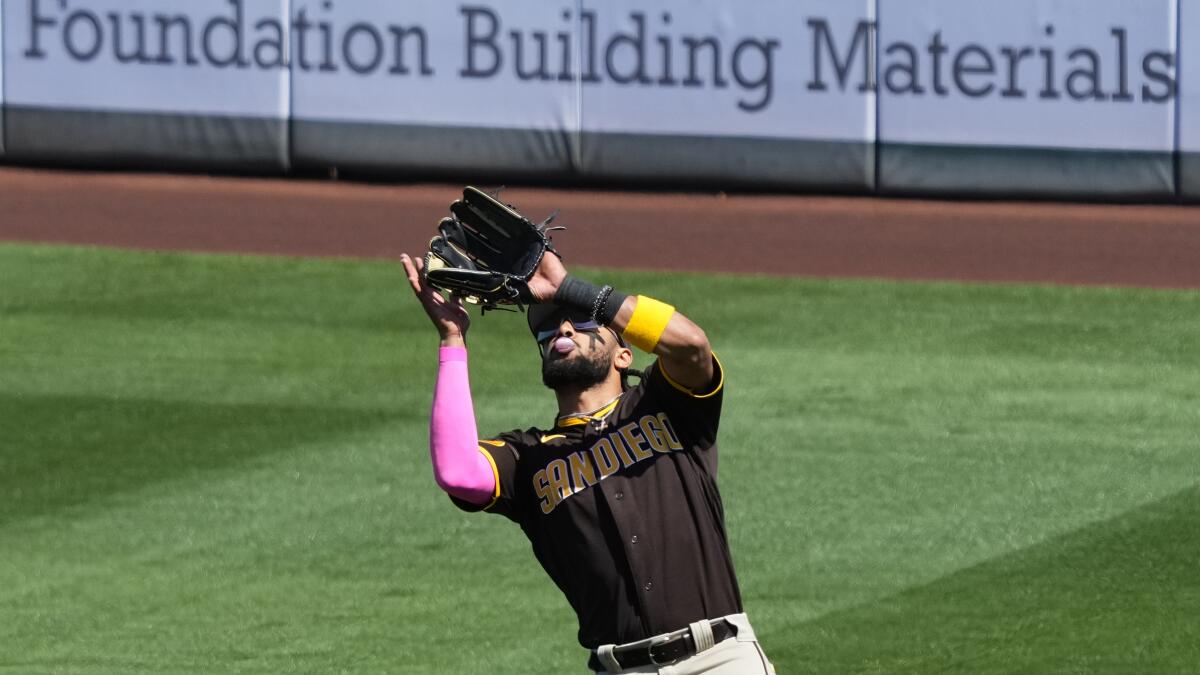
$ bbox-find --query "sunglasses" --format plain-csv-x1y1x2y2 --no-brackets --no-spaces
535,318,601,344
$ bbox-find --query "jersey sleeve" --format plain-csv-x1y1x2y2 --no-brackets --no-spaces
447,430,528,521
641,353,725,450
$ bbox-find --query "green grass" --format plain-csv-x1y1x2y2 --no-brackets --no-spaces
1,243,1197,674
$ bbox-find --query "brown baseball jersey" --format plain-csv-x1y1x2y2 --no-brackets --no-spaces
451,356,743,649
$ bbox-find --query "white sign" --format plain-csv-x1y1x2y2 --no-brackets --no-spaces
3,0,290,118
877,0,1177,152
289,1,874,142
578,0,874,141
289,1,576,131
1180,0,1199,153
1,3,6,136
0,0,1191,162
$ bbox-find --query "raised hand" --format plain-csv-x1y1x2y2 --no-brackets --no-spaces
526,250,568,303
401,253,470,347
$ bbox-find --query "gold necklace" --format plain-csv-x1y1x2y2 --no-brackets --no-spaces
557,393,624,430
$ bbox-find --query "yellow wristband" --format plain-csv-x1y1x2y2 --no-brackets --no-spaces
622,296,675,353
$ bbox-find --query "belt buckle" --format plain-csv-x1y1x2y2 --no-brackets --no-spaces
647,635,675,667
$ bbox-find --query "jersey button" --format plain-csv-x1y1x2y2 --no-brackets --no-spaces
630,535,639,544
615,491,624,500
643,580,653,591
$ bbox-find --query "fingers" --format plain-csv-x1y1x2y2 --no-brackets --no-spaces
401,252,453,307
400,253,472,329
399,253,424,295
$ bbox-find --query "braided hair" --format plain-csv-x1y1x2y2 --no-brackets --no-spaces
619,366,644,391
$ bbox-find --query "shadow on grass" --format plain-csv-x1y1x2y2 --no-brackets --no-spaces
776,485,1200,674
1,392,394,524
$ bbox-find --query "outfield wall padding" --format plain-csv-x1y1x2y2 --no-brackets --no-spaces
1,0,290,171
4,108,288,170
579,135,874,191
0,0,1197,201
288,2,579,179
1180,0,1199,201
291,122,573,177
880,145,1175,200
294,126,876,190
0,1,6,157
1183,155,1200,202
876,0,1179,200
568,0,876,190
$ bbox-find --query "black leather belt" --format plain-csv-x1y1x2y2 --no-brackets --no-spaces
587,618,737,672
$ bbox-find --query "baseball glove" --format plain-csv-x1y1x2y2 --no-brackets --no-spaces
423,187,562,310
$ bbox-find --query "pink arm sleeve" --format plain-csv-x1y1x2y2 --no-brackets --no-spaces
430,346,498,505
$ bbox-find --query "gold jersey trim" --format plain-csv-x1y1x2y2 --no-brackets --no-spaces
476,445,503,510
659,352,725,399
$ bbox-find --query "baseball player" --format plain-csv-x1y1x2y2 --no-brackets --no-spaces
400,242,774,674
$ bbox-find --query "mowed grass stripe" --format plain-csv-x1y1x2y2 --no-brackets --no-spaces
1,421,571,674
0,392,394,524
781,486,1200,674
0,243,1197,673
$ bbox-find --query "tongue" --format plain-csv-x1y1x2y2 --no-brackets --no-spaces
553,337,575,354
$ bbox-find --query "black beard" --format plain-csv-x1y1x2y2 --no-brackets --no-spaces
542,349,611,390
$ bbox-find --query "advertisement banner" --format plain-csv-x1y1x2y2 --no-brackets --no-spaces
0,0,1191,198
577,0,875,188
1,3,5,155
877,0,1177,197
2,0,290,166
290,0,577,174
1181,0,1200,199
291,0,875,187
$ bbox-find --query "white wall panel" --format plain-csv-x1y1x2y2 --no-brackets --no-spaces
879,0,1176,152
576,0,875,188
1,0,6,155
578,0,874,142
2,0,289,167
289,1,576,174
878,0,1177,197
1180,0,1200,199
291,2,576,132
5,0,288,118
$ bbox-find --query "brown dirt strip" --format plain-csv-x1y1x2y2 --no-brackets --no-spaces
1,166,1198,289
